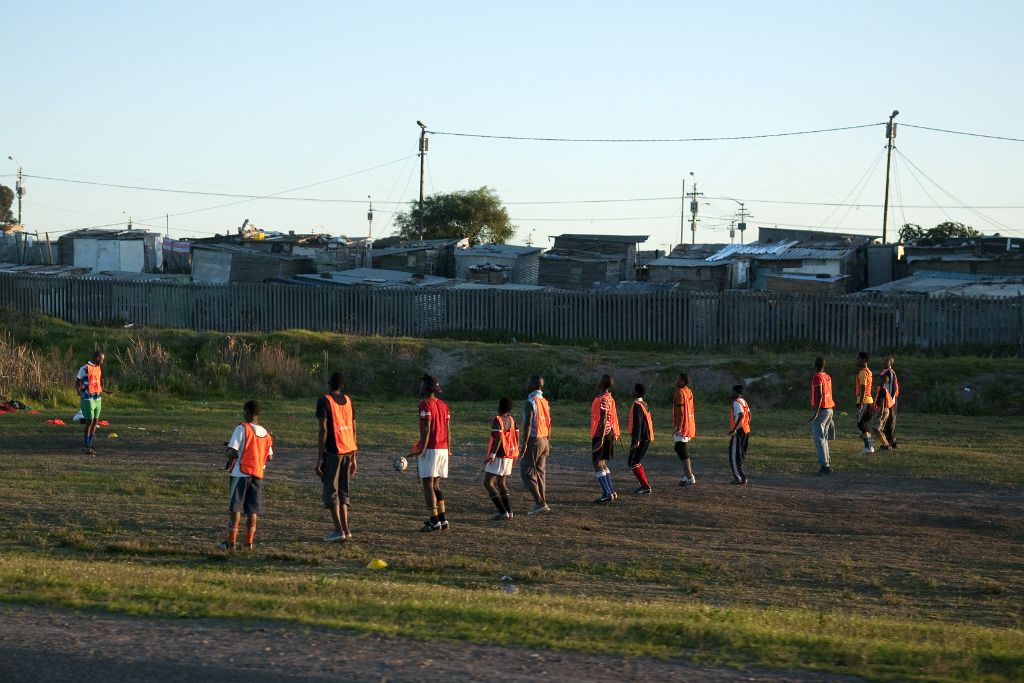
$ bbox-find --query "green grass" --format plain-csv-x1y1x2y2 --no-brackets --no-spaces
0,397,1022,681
1,552,1020,683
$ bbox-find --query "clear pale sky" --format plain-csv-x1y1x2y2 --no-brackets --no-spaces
3,1,1022,247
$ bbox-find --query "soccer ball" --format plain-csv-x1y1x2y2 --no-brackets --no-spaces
393,456,408,472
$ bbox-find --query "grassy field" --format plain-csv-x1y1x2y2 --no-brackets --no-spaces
0,395,1021,682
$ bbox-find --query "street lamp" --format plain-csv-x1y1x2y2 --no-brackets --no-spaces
7,155,24,225
720,197,752,244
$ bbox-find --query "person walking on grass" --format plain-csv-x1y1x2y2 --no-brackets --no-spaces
591,374,620,503
316,372,358,542
810,356,836,475
520,375,552,515
627,383,654,495
483,397,519,521
855,351,875,455
75,351,105,456
413,374,452,532
672,373,697,486
220,400,273,551
874,355,900,450
727,385,751,484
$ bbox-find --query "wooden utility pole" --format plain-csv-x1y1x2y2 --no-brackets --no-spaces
417,121,428,239
882,110,899,243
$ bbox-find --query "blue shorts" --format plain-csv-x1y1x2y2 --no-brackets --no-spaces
228,476,262,515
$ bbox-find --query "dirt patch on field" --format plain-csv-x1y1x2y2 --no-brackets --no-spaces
0,606,865,683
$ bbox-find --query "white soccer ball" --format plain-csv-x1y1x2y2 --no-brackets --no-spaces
393,456,408,472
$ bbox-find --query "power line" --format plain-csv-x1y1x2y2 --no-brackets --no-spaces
902,123,1024,143
426,122,884,143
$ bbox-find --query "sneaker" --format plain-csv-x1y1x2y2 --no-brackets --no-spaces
242,543,255,551
817,466,833,475
343,531,353,541
611,491,619,500
440,519,450,530
323,530,345,542
593,494,615,504
217,541,236,551
731,478,747,485
492,512,509,522
87,447,97,456
678,477,695,487
527,504,551,516
633,486,653,495
420,520,441,533
507,511,514,520
862,447,875,455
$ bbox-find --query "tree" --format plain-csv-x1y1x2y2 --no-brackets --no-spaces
0,185,14,224
929,221,981,240
898,223,924,242
394,186,515,244
899,220,981,243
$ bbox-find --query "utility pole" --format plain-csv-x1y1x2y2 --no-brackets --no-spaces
736,202,751,244
8,156,24,225
688,172,703,245
679,178,686,249
165,214,169,237
366,195,374,268
882,109,899,244
416,120,428,240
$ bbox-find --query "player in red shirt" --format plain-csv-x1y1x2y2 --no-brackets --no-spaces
413,374,452,532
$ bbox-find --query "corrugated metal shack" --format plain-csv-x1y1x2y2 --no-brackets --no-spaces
454,243,542,285
57,229,163,273
192,244,316,284
370,238,469,277
904,236,1024,276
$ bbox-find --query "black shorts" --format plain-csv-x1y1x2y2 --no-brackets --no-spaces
592,435,614,464
628,441,650,467
228,476,262,515
322,452,354,508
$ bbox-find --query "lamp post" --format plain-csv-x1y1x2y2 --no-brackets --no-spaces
7,155,23,225
721,197,752,244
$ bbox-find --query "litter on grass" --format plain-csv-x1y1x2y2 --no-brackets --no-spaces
367,559,388,570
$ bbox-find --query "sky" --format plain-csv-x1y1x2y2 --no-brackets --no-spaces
2,0,1023,248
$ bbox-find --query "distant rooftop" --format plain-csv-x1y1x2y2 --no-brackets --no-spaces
457,243,542,257
554,234,650,244
293,267,451,288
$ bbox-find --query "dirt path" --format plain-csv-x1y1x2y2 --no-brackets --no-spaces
0,606,861,682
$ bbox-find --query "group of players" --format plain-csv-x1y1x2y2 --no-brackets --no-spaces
72,349,899,550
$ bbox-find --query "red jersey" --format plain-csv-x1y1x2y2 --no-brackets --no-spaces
811,371,835,409
419,397,451,450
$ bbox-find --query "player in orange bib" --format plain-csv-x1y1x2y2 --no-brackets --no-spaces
627,383,654,495
591,374,620,503
672,373,698,486
727,385,752,485
220,400,273,551
316,372,359,542
810,356,836,475
483,397,519,521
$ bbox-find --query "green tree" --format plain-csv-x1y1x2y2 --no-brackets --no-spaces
899,223,924,242
394,186,515,244
928,221,981,240
0,185,14,224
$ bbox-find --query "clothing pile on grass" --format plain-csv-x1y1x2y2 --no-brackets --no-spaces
0,399,37,415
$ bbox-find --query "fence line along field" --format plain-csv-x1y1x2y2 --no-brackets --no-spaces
2,272,1021,350
0,313,1022,681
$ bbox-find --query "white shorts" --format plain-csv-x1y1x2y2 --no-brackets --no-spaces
673,432,691,443
483,456,514,476
417,448,449,479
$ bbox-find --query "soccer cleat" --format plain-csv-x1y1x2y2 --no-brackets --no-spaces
594,494,614,504
420,520,442,532
217,541,236,551
323,530,345,542
440,519,450,530
492,512,509,522
731,478,747,485
679,477,695,487
862,447,875,455
633,486,653,495
507,511,514,520
527,504,551,516
817,466,833,475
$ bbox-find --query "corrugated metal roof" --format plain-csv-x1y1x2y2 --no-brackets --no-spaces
293,268,452,288
554,234,649,244
457,243,542,257
707,240,856,262
706,240,798,261
648,257,729,267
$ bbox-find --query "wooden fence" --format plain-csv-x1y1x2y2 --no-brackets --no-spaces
1,272,1021,351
